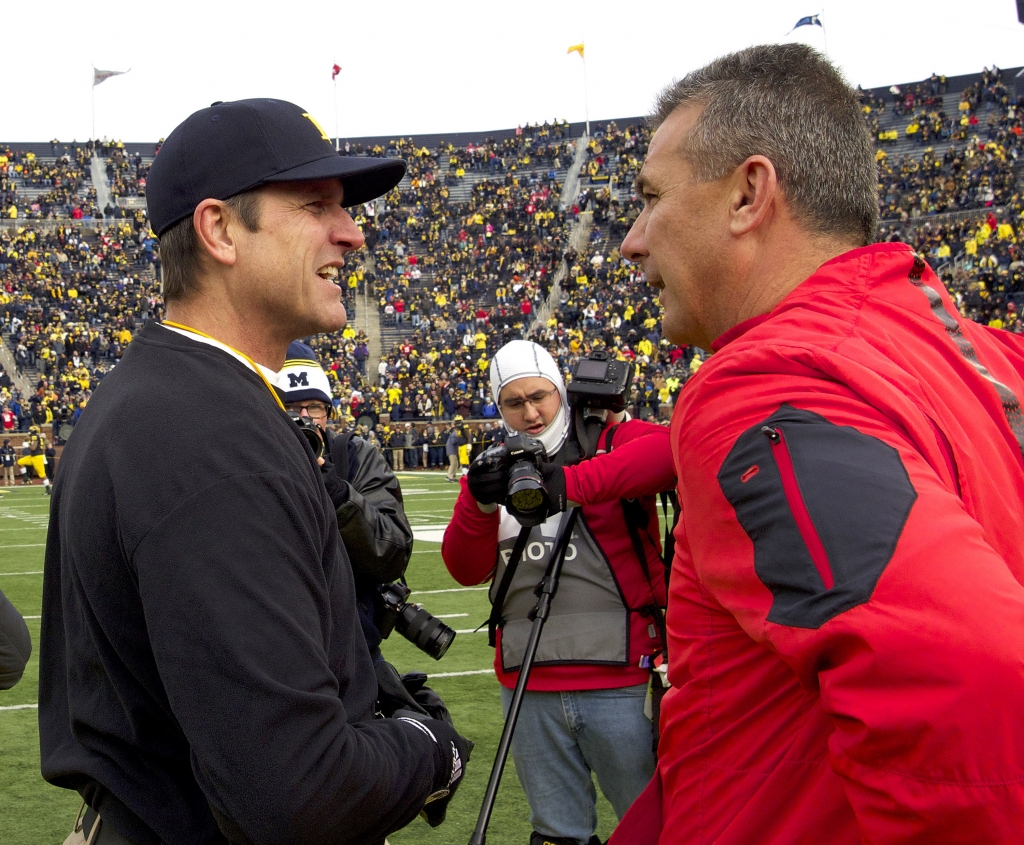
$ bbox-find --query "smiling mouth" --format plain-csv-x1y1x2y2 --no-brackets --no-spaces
317,265,341,285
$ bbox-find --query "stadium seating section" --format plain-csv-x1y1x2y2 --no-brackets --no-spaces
3,65,1024,462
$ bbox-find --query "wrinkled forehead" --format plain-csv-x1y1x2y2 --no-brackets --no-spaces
636,104,704,191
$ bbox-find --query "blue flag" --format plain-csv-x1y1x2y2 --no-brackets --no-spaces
791,14,822,30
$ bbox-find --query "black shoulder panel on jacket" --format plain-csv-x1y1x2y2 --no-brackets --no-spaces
717,404,917,629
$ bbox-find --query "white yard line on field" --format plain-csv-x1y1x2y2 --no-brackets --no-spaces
413,586,488,595
0,703,38,711
412,526,450,544
428,669,493,679
0,571,45,576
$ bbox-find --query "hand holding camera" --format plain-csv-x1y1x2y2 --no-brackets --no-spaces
539,463,567,515
467,444,511,506
468,435,567,526
288,410,327,460
317,432,353,508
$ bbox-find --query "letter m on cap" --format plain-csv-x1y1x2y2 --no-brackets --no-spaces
302,112,330,141
287,372,310,388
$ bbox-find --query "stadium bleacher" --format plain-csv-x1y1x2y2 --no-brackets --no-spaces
3,64,1024,453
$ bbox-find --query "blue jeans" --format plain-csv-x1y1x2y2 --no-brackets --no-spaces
500,683,655,843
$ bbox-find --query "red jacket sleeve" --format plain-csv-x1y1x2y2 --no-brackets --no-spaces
441,477,500,586
564,418,676,505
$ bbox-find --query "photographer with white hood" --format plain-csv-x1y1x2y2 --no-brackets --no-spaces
442,340,675,845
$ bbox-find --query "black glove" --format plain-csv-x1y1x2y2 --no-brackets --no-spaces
400,671,455,726
319,438,351,509
540,463,567,515
375,661,424,718
393,709,473,827
375,663,457,725
467,444,509,505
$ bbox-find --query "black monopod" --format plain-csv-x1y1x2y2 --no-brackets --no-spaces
467,505,581,845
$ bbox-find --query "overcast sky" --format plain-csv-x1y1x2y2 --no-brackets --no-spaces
3,0,1024,144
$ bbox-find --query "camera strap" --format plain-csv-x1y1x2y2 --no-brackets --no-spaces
573,406,606,461
486,524,532,648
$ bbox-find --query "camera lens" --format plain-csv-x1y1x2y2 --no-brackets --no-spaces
506,460,549,527
395,604,457,660
288,411,325,459
298,426,325,459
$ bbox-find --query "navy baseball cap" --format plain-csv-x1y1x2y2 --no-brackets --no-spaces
146,98,406,236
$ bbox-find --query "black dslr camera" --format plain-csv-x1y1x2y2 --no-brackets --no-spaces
473,433,550,527
288,411,326,460
566,349,633,412
378,581,457,660
502,433,550,527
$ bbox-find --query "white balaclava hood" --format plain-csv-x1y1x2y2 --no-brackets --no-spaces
489,340,570,457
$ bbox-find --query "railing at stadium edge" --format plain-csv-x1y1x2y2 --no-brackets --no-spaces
880,205,1008,227
559,135,587,210
530,135,590,334
0,218,121,233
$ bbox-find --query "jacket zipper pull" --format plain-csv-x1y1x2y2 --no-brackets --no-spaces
761,425,781,444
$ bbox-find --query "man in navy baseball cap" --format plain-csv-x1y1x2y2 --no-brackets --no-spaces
40,99,471,845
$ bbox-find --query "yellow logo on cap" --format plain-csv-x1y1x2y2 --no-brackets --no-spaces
302,112,330,141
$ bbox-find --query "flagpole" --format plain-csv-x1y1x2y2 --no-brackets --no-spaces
91,67,95,141
583,56,590,138
334,75,340,152
820,8,828,54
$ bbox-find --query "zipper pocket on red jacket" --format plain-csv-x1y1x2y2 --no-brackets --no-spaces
761,425,834,590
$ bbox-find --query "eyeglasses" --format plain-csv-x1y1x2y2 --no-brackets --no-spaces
291,402,330,419
499,387,559,413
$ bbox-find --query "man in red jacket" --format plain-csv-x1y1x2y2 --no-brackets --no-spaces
617,44,1024,844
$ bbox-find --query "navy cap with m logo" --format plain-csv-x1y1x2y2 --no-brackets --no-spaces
147,98,407,236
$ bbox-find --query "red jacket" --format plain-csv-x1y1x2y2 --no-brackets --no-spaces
614,243,1024,844
442,418,674,691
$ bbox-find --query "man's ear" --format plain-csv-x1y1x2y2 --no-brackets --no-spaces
193,199,238,267
728,155,777,237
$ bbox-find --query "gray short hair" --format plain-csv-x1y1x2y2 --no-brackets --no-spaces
158,190,262,302
651,43,878,245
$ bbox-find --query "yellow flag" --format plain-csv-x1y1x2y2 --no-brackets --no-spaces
567,43,585,58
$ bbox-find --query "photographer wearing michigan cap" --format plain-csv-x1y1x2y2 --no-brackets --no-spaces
442,340,675,845
614,45,1024,845
276,340,413,663
39,99,469,845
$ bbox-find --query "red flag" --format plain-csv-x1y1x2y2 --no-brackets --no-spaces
331,64,341,81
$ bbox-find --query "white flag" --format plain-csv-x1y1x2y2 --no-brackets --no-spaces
93,67,129,87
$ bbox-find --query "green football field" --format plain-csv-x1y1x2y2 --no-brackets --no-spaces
0,473,618,845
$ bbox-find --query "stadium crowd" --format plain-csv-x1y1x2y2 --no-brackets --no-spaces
0,145,98,219
2,65,1024,457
